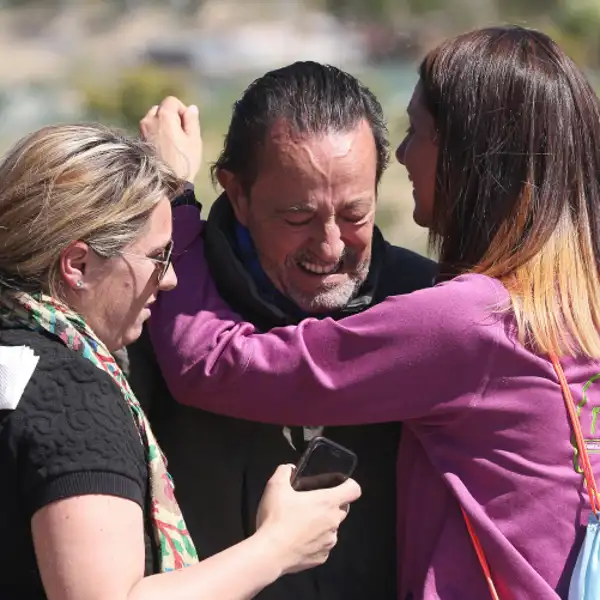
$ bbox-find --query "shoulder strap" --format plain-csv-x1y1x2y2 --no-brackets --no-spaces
461,353,600,600
461,507,500,599
549,352,600,515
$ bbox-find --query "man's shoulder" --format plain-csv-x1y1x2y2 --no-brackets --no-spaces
126,327,171,416
377,238,438,296
383,240,436,270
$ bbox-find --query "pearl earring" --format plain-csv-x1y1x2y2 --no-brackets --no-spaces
75,281,83,289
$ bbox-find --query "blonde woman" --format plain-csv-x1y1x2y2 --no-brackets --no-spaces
0,123,360,600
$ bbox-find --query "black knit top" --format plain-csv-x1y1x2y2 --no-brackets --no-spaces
0,327,157,599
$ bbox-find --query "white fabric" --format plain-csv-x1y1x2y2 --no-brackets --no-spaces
0,346,39,411
283,425,325,450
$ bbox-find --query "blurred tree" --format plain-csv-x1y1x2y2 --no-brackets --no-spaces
0,0,204,14
0,0,53,5
77,64,194,130
555,1,600,66
404,0,445,15
318,0,398,21
496,0,560,18
0,0,67,9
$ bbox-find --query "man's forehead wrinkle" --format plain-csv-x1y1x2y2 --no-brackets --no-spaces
251,118,377,216
267,120,357,179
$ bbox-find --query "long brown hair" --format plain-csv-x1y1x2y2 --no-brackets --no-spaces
420,26,600,357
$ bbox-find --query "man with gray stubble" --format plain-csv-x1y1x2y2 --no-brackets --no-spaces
128,62,437,600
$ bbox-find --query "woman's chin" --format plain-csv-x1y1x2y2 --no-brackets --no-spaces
412,207,430,229
114,309,152,350
120,321,145,349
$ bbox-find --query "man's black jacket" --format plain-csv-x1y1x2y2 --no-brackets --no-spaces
128,194,437,600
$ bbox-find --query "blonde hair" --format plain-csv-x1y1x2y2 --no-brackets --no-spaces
0,123,181,297
475,198,600,358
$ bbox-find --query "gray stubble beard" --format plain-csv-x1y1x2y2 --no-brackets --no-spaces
288,258,371,313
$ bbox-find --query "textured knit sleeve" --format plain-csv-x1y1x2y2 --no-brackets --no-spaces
4,337,147,519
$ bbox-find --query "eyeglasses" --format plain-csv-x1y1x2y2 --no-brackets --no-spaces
86,239,174,282
118,239,174,282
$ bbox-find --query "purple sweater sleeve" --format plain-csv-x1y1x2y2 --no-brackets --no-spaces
149,206,501,427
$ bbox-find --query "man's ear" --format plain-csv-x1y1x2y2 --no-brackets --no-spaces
217,168,250,227
59,241,91,291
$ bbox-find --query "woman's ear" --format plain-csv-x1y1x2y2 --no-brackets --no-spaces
60,241,91,291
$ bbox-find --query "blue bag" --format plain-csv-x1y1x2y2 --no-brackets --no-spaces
551,355,600,600
569,512,600,600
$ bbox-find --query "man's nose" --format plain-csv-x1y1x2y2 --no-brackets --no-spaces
313,222,344,263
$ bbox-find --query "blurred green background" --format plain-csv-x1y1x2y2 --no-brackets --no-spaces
2,0,600,257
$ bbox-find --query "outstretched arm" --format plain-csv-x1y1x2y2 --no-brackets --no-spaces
150,206,498,428
34,466,361,600
143,96,500,430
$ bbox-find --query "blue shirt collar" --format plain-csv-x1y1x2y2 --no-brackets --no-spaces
234,221,309,319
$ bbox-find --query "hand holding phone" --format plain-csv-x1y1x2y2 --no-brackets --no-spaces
291,436,357,492
255,463,362,576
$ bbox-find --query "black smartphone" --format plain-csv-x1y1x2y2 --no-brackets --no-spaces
291,436,358,491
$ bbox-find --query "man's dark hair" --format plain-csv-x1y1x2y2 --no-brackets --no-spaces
211,61,389,193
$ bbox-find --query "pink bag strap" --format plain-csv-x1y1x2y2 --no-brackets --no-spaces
461,352,600,600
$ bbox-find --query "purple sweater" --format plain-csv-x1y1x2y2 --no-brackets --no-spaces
149,205,599,599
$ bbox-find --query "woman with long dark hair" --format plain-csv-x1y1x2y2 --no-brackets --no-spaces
149,27,600,598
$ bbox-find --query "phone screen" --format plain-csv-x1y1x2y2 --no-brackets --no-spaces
292,437,357,492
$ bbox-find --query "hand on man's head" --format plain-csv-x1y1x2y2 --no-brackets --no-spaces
140,96,202,184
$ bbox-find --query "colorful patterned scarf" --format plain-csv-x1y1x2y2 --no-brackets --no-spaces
0,288,198,572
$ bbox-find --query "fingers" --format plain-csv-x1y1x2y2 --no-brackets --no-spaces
145,105,159,119
338,505,351,525
141,97,186,132
141,98,200,140
139,105,159,139
333,478,362,505
323,531,338,552
157,95,187,116
182,104,201,137
308,477,361,507
269,464,296,485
